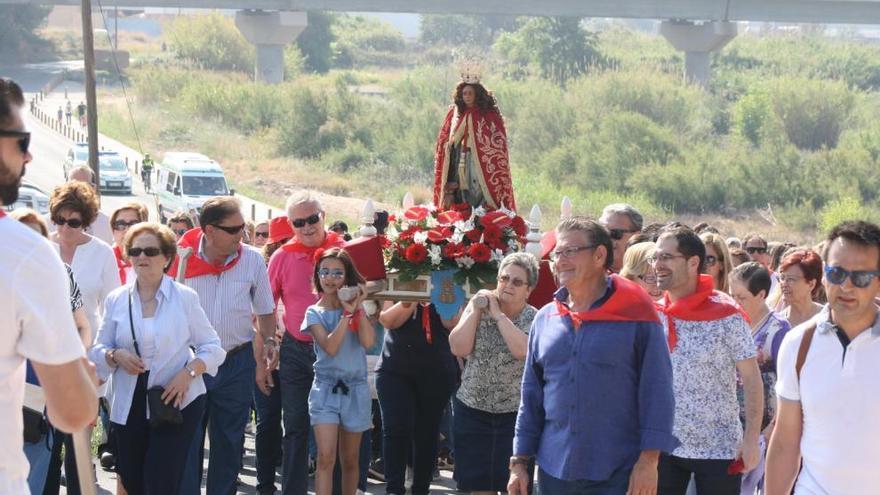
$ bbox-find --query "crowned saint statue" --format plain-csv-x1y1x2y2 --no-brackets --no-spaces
432,61,516,212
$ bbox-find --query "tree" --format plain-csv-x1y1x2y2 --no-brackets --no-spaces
494,17,605,86
167,13,254,72
419,14,518,47
0,6,52,62
297,11,335,73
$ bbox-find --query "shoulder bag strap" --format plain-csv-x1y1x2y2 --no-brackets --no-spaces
128,289,142,358
795,323,817,383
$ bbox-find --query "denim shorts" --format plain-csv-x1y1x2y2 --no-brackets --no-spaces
308,375,371,432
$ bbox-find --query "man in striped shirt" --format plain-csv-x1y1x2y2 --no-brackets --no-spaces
176,197,277,495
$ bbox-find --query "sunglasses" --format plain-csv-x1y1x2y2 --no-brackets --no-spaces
824,265,880,289
255,231,270,238
608,228,637,241
318,268,345,279
0,130,30,154
54,217,84,229
212,223,245,235
173,229,187,236
292,213,321,229
705,255,718,267
113,220,141,231
497,274,528,288
128,247,163,257
745,246,767,255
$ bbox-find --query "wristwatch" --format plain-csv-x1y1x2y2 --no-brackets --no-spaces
107,348,118,365
185,363,197,378
509,455,530,471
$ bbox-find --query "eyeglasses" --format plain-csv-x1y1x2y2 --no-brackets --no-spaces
824,265,880,289
0,130,30,154
779,275,803,284
638,273,657,284
128,247,162,257
608,228,638,241
173,229,187,236
497,274,528,288
255,231,269,238
705,255,718,267
113,220,140,231
549,245,598,261
292,213,321,229
53,217,84,229
318,268,345,279
211,223,245,235
745,246,767,255
648,252,687,264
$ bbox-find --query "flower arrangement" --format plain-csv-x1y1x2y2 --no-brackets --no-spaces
383,203,529,287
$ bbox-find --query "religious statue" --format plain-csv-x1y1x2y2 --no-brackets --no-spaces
432,61,516,212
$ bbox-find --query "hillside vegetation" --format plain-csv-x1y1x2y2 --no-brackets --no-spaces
99,14,880,236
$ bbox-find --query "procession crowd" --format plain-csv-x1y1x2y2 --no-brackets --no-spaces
4,73,880,495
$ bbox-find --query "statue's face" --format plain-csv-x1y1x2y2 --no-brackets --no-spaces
462,85,476,108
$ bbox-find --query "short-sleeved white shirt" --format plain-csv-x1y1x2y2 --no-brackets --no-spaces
0,216,86,491
53,236,121,337
775,306,880,494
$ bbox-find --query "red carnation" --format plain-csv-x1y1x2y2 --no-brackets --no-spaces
442,242,463,259
465,229,482,243
387,214,396,223
378,236,391,248
468,243,492,263
405,244,428,264
404,206,430,222
511,215,528,237
483,224,503,243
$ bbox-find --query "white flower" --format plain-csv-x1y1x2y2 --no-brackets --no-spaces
498,204,515,218
455,256,475,269
454,219,475,233
425,216,439,228
507,238,519,252
400,221,410,232
413,231,428,245
491,249,505,263
428,245,443,266
385,224,399,241
473,205,487,218
451,230,465,244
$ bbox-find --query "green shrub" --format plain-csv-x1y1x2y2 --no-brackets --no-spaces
277,87,329,157
819,196,880,234
167,13,254,72
769,77,855,151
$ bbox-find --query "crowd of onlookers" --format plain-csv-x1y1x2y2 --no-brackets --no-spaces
4,75,879,495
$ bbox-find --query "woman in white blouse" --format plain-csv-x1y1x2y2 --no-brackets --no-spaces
90,223,226,494
49,181,121,335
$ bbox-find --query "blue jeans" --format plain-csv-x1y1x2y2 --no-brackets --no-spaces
180,342,256,495
280,335,316,495
24,430,53,495
538,466,632,495
254,369,282,494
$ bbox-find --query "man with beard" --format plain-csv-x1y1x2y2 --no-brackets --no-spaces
0,77,98,492
652,226,763,495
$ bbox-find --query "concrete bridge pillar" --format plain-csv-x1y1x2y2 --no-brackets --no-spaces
235,10,307,84
660,20,738,88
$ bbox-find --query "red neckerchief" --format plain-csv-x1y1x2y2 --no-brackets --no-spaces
656,274,747,351
113,244,130,284
554,275,660,329
421,303,433,344
280,231,342,258
167,228,242,279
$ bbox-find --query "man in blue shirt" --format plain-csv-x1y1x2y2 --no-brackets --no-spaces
509,217,678,495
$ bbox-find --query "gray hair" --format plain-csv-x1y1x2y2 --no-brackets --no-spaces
285,190,323,218
498,252,540,287
600,203,643,231
68,165,95,182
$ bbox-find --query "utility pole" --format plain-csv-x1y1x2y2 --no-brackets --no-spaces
82,0,100,201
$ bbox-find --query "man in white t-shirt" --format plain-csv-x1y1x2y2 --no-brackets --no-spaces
0,77,99,493
766,220,880,495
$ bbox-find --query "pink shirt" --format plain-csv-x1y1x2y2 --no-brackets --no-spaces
268,249,317,342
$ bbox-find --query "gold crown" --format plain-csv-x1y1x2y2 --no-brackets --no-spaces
459,59,483,84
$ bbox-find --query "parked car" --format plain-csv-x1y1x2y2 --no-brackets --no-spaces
5,181,50,215
155,152,232,222
98,153,133,195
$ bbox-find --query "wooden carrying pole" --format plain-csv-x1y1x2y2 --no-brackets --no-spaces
82,0,100,201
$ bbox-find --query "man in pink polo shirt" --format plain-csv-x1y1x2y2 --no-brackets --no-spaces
268,191,344,495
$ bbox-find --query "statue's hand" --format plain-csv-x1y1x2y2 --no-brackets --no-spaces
445,182,459,193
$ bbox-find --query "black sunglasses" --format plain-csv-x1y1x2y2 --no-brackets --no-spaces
173,229,187,236
54,217,84,229
212,223,245,235
608,228,637,241
128,247,163,257
0,130,30,154
824,265,880,289
113,220,141,231
255,231,269,238
705,255,718,267
745,246,767,255
292,213,321,229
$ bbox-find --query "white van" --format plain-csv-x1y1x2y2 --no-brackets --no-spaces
155,152,233,223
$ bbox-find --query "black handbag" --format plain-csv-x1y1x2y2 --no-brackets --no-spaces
128,290,184,428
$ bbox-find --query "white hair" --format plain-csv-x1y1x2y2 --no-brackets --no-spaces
285,190,324,218
600,203,643,231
